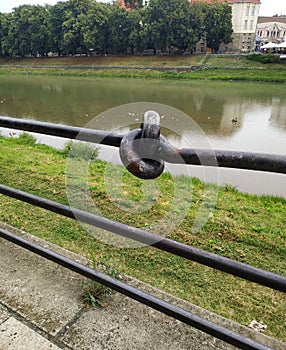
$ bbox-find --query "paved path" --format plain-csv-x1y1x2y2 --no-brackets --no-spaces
0,223,285,350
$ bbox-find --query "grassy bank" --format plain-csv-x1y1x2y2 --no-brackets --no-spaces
0,55,285,83
0,134,285,341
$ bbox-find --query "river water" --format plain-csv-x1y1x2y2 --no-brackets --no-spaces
0,75,285,197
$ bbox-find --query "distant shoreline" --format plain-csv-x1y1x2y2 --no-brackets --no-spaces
0,55,285,83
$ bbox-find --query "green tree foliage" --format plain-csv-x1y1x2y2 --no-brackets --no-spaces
199,1,233,52
76,1,110,55
61,0,92,55
144,0,170,53
47,0,110,56
144,0,203,54
0,13,8,56
0,0,233,57
106,6,132,53
127,9,146,54
0,13,13,57
48,1,69,56
2,5,50,57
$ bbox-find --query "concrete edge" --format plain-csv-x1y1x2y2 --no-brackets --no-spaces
0,222,285,350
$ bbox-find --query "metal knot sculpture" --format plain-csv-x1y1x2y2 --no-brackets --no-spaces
119,110,165,179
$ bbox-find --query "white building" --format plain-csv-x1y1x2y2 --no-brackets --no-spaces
229,0,261,52
191,0,261,53
256,16,286,44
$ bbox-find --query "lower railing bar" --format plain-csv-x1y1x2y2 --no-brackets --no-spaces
0,227,273,350
1,184,285,293
1,116,286,174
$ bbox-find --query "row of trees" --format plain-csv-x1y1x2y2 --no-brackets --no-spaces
0,0,233,58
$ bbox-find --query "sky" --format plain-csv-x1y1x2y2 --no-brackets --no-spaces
0,0,285,16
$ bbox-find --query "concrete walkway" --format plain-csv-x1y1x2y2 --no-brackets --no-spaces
0,223,285,350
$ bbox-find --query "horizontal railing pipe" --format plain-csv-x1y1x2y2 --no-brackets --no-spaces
1,116,286,174
165,148,286,174
0,227,274,350
0,116,122,146
1,184,285,293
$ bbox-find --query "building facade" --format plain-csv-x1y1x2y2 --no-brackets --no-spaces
256,16,286,44
191,0,261,53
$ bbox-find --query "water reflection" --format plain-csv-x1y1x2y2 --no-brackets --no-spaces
1,76,286,135
270,98,286,130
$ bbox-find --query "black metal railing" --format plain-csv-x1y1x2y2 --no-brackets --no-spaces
0,116,285,350
1,116,285,174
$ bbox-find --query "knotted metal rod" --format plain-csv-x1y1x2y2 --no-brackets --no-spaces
0,116,286,175
119,111,164,179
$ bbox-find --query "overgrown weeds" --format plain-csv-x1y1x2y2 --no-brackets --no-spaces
82,256,121,308
62,140,99,161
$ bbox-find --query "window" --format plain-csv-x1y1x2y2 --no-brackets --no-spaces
251,6,255,16
246,6,250,16
244,20,248,30
242,34,246,43
250,20,253,30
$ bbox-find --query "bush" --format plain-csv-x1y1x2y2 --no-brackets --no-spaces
247,53,281,64
63,140,99,161
16,132,37,146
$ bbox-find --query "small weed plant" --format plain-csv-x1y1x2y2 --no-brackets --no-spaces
63,140,99,161
15,132,37,146
82,256,121,308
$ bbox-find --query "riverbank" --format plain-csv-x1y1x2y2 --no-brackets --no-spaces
0,134,285,341
0,55,285,83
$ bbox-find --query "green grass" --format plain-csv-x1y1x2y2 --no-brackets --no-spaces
0,55,285,83
0,66,285,83
0,134,285,341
